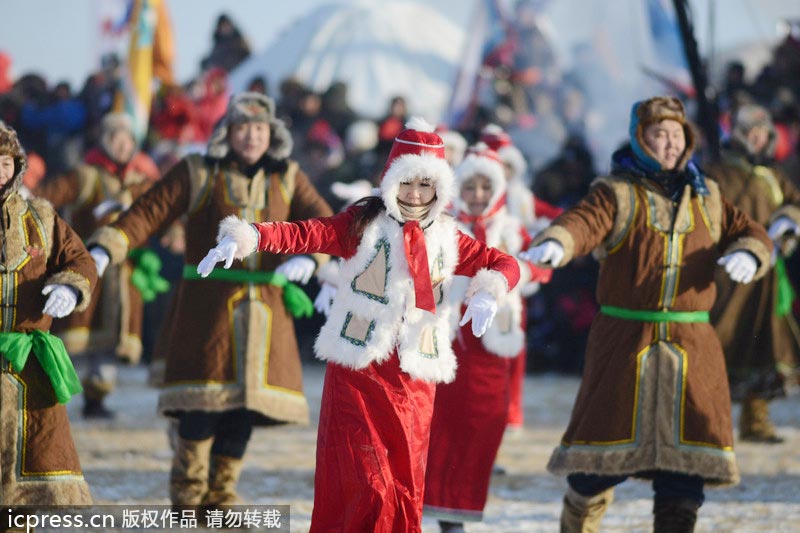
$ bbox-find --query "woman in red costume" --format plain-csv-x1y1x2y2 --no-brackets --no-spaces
198,118,520,532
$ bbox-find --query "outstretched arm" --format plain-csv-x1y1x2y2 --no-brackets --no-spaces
198,206,361,277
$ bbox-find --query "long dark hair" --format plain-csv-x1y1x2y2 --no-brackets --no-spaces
347,195,386,242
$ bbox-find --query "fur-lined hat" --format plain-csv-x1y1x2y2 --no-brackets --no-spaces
454,142,506,216
206,91,293,161
629,96,696,171
0,122,27,200
380,117,455,227
435,125,468,167
730,103,776,158
479,124,527,181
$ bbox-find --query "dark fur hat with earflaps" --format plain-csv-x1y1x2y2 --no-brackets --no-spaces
206,92,293,161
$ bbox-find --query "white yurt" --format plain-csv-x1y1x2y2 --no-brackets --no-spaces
228,1,465,121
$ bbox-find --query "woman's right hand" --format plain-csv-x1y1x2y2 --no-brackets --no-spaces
197,236,238,277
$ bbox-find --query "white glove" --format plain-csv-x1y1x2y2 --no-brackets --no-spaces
314,283,337,316
276,256,316,285
197,236,238,278
717,251,758,284
767,216,800,242
42,284,79,318
519,239,564,267
90,247,110,278
92,199,124,220
459,290,498,337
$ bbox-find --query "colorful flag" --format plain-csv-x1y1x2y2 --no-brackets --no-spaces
114,0,175,143
444,0,513,128
644,0,693,95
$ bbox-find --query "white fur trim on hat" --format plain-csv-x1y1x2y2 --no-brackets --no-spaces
405,116,436,132
218,215,259,259
381,153,455,226
440,130,468,166
498,145,528,182
454,152,507,216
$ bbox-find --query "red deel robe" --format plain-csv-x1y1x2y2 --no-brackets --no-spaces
252,206,519,533
425,210,549,522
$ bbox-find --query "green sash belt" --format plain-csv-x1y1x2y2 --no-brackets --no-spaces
600,305,710,323
0,330,82,404
774,256,796,317
183,265,314,319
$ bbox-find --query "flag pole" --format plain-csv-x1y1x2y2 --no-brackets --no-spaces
672,0,720,161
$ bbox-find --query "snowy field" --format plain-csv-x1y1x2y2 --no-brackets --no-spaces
67,363,800,532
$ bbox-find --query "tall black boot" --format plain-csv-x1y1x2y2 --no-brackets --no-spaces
653,497,700,533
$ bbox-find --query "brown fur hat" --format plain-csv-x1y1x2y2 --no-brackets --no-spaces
0,123,27,200
630,96,696,171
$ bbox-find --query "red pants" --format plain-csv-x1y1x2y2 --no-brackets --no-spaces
311,352,436,533
424,327,512,521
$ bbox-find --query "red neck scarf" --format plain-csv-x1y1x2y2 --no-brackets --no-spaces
402,219,436,313
456,197,505,244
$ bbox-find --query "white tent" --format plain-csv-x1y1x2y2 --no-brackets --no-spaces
228,1,465,121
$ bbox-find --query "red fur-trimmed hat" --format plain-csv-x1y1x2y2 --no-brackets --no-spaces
380,117,455,225
479,123,527,181
455,142,507,215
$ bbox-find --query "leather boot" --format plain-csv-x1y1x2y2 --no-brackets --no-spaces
81,367,116,419
560,486,614,533
169,437,213,508
739,396,783,443
439,521,465,533
202,455,244,508
653,497,700,532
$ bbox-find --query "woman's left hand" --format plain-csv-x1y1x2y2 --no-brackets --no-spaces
459,290,498,337
197,236,238,277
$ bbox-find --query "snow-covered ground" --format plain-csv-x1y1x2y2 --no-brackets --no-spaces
68,363,800,532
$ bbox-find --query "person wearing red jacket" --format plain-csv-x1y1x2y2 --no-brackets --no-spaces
199,118,521,532
424,143,552,532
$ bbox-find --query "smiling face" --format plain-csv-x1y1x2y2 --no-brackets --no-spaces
460,174,493,216
642,119,686,170
398,177,436,206
229,121,271,165
0,155,15,188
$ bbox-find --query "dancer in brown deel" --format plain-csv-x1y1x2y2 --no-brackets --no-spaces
87,92,332,509
0,123,98,530
707,103,800,443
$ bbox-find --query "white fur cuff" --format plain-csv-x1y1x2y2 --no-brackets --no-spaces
218,215,259,259
466,268,509,304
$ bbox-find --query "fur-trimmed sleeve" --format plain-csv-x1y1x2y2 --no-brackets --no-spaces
718,196,773,281
87,160,192,265
530,183,617,265
45,215,98,312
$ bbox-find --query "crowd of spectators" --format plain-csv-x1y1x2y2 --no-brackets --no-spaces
0,9,798,375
